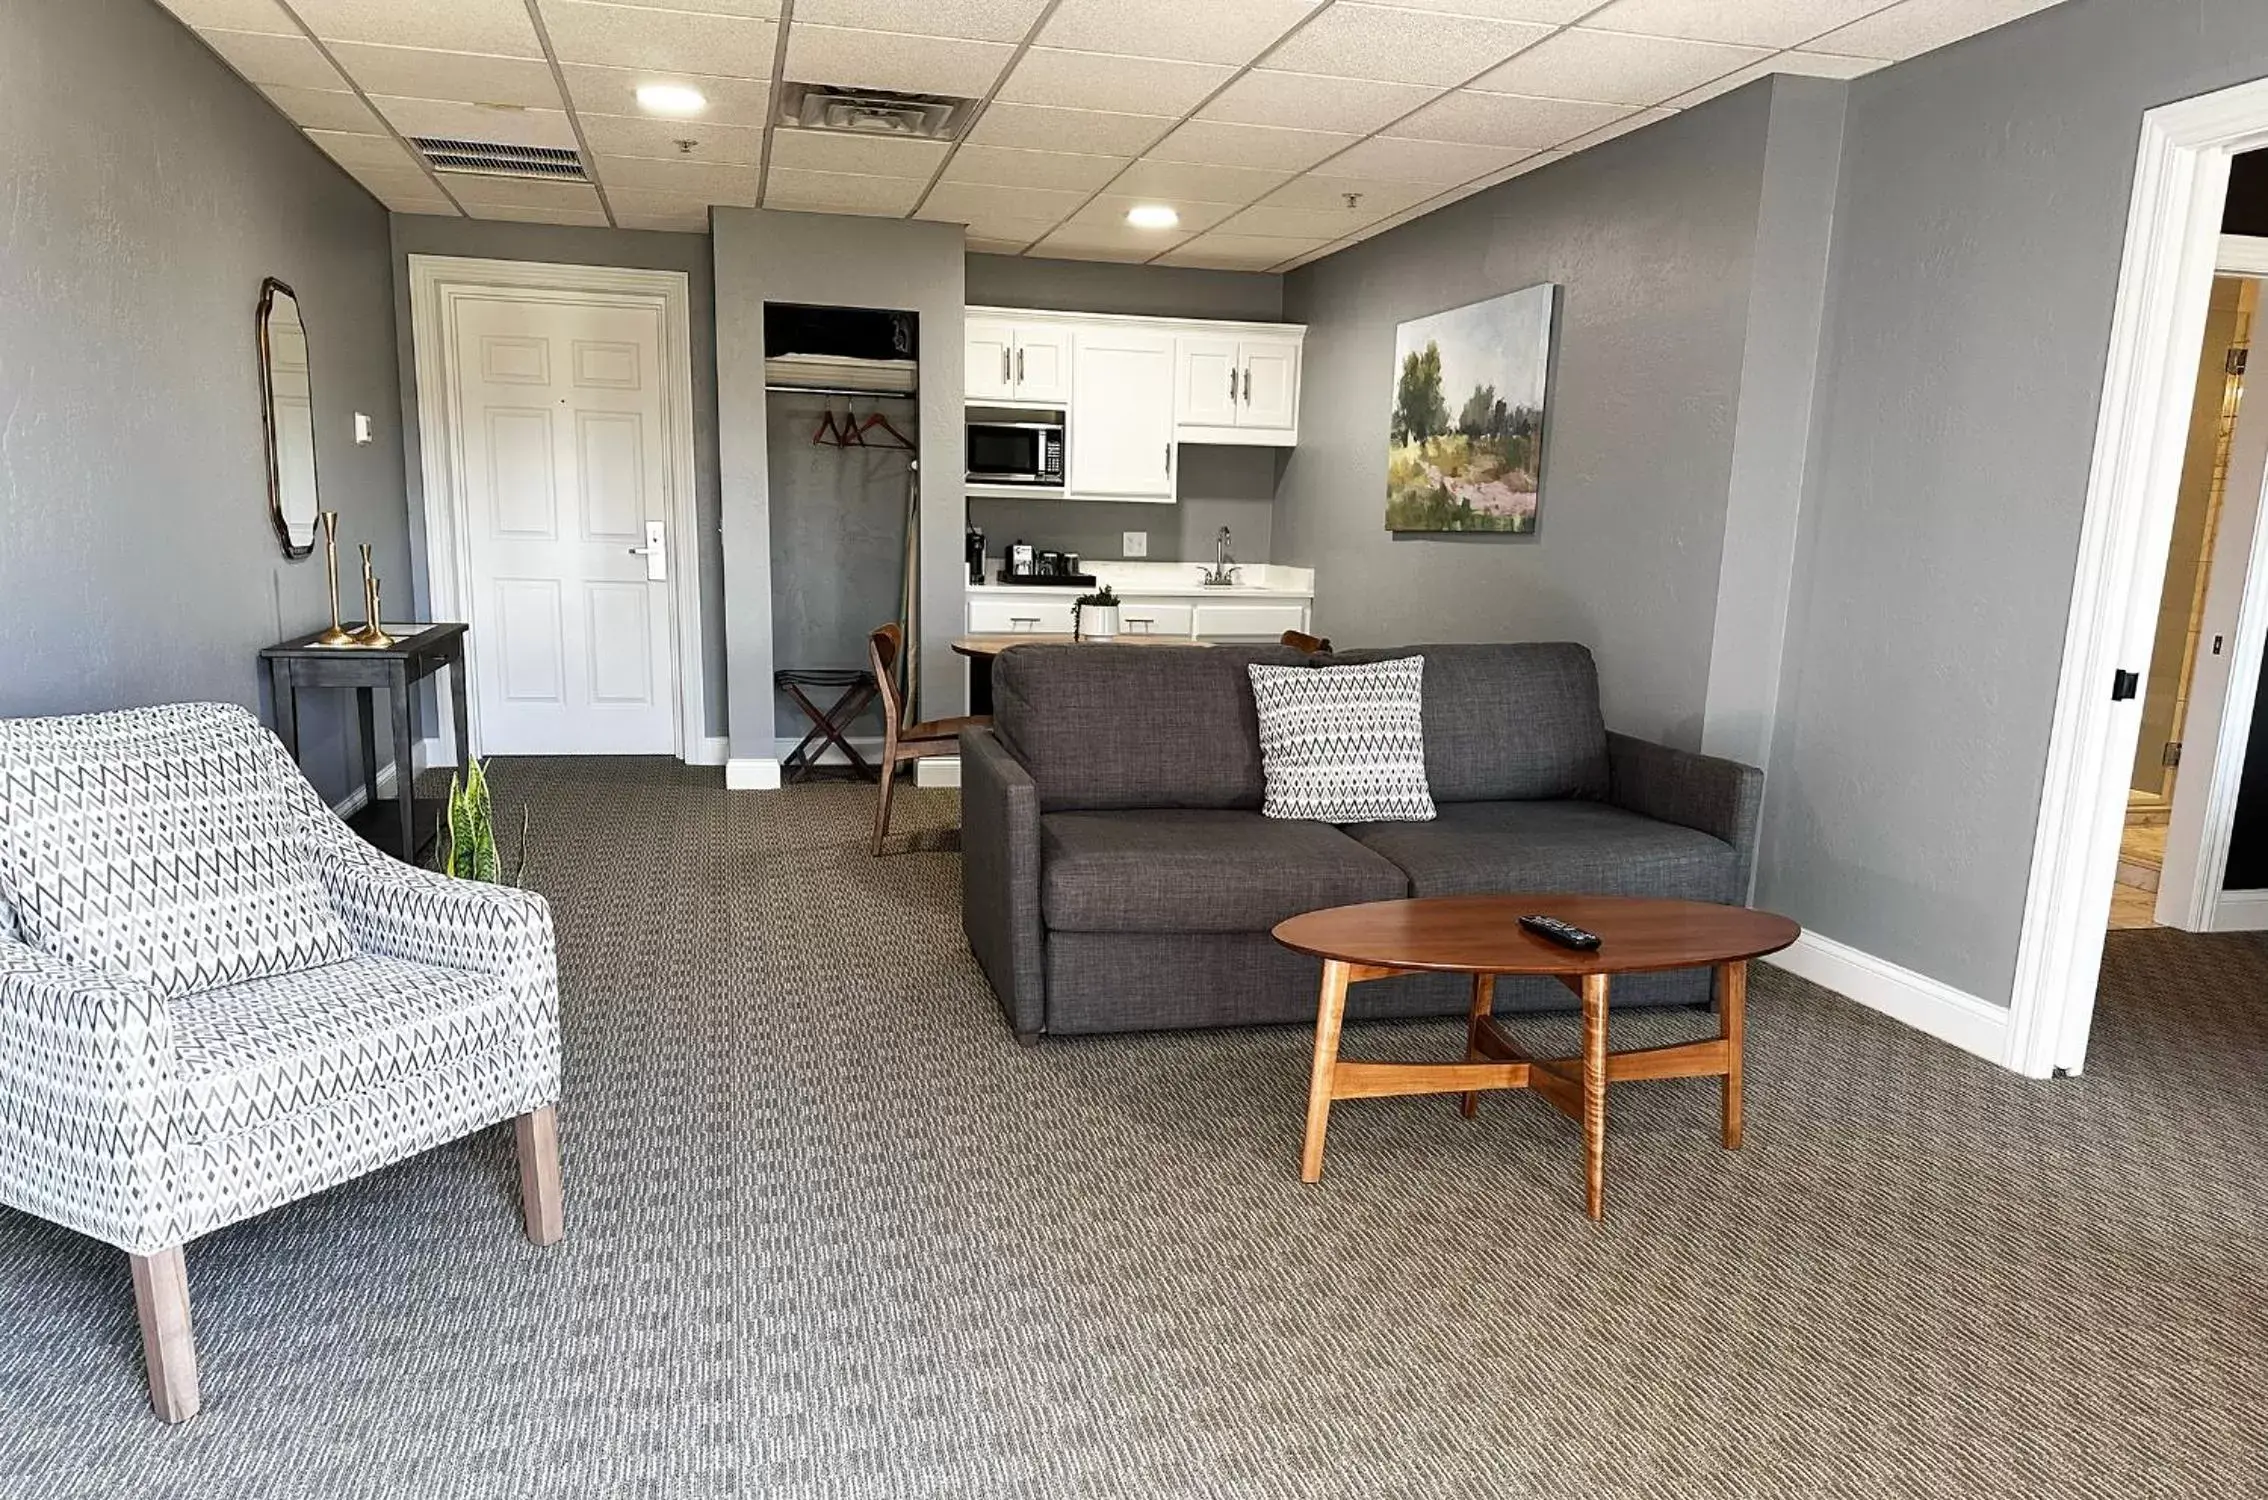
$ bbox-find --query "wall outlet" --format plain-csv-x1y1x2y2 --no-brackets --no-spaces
1122,531,1148,558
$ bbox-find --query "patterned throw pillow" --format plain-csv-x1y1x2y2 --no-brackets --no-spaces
0,704,355,998
1247,658,1436,823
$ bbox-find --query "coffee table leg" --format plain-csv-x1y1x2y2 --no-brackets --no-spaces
1582,971,1609,1220
1299,959,1353,1183
1459,972,1496,1119
1718,960,1746,1149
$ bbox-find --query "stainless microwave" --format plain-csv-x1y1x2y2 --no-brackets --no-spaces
967,409,1065,487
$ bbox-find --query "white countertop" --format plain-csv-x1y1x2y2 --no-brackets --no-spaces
970,561,1314,599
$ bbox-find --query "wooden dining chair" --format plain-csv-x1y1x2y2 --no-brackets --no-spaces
1281,629,1332,652
869,623,988,854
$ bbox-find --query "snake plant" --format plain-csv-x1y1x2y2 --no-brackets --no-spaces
432,758,529,886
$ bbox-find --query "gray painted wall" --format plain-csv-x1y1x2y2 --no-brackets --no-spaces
1275,86,1777,747
965,253,1282,322
1757,0,2268,1005
712,208,968,755
386,215,725,739
0,0,406,804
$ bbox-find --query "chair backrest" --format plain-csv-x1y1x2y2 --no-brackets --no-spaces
1280,630,1331,653
869,623,905,731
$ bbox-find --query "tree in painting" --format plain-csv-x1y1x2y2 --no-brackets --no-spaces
1385,284,1555,533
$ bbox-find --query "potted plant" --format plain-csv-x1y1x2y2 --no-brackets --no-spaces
1072,584,1121,641
431,758,530,886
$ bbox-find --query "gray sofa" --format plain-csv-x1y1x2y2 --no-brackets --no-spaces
961,641,1763,1042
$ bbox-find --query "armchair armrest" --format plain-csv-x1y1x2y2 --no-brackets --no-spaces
960,727,1046,1040
1605,732,1765,898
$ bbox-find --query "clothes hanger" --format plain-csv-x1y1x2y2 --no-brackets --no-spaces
811,405,847,447
856,410,916,451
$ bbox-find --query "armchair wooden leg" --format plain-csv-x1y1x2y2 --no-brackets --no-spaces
872,747,900,855
129,1247,200,1424
515,1105,564,1246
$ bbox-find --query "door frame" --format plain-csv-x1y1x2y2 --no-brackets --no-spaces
408,255,707,763
2008,77,2268,1078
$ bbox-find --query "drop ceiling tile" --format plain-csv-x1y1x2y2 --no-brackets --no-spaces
1199,70,1440,136
968,234,1045,255
1811,0,2060,59
917,180,1090,224
1066,194,1237,234
327,43,563,107
349,165,453,201
1148,120,1357,173
1471,28,1771,105
559,66,773,128
608,189,717,230
1214,202,1395,239
476,202,615,226
443,175,606,209
386,196,465,216
1030,224,1192,262
291,0,543,57
959,215,1063,247
542,1,774,73
1037,0,1318,66
1265,5,1552,87
578,111,765,165
966,102,1173,156
1578,0,1900,48
566,0,777,14
1662,49,1884,107
941,144,1130,193
790,0,1051,42
1322,133,1529,184
372,96,579,148
783,25,1016,97
305,129,422,172
595,154,759,199
1555,106,1677,153
1111,159,1292,205
764,168,929,216
1363,0,1594,19
258,84,383,133
1156,232,1324,270
615,208,713,232
1258,173,1433,215
1385,90,1630,150
768,128,952,179
161,0,294,34
197,30,348,91
997,49,1235,117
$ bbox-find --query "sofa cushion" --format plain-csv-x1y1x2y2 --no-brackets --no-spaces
994,643,1307,812
1249,658,1435,823
1322,643,1609,803
1040,809,1408,933
1345,799,1740,904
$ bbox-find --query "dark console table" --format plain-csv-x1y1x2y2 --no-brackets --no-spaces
261,623,469,862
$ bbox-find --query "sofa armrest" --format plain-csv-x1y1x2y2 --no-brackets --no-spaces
1605,732,1764,897
961,727,1046,1040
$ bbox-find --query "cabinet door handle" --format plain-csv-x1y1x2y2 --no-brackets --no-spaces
1127,617,1154,632
1017,348,1026,383
1228,367,1239,404
1242,368,1252,404
1002,348,1011,384
1009,616,1040,630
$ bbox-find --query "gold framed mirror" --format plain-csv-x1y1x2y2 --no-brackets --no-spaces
258,278,320,559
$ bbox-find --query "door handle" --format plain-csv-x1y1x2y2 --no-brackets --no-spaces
627,519,666,581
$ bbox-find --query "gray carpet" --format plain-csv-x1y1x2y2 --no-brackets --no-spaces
2,757,2264,1498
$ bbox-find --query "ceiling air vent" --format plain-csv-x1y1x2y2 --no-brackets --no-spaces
778,83,974,141
412,137,588,182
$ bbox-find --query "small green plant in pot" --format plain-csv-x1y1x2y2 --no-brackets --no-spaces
432,758,530,886
1072,584,1121,641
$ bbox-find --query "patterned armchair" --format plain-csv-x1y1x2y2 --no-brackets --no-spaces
0,703,563,1422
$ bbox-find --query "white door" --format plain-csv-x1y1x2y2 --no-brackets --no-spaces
1177,335,1241,427
966,317,1015,401
451,295,677,755
1069,328,1176,499
1011,323,1071,403
1238,336,1301,430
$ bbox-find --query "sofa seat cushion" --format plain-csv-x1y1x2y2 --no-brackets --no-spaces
171,952,516,1142
1041,810,1409,934
1346,799,1741,904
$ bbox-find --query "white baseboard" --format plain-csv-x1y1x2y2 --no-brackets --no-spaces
690,735,730,767
1764,930,2012,1070
725,757,781,791
916,756,961,789
330,737,442,817
2210,889,2268,931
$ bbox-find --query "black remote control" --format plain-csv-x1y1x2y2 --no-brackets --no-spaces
1520,915,1602,951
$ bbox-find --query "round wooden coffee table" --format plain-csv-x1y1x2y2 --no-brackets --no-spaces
1272,895,1800,1218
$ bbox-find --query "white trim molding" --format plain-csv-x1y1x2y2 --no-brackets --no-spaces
1767,933,2011,1069
725,758,781,791
915,757,962,789
330,736,444,818
2008,77,2268,1080
2217,233,2268,276
692,736,729,768
406,254,707,765
2209,889,2268,932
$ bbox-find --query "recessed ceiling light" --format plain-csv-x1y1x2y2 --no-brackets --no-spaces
636,83,708,118
1125,204,1180,230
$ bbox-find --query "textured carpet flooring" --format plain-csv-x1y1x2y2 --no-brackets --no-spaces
2,757,2264,1498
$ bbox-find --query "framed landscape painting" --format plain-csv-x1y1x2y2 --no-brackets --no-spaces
1385,283,1556,533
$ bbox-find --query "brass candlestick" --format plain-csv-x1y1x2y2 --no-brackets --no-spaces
354,544,398,648
315,512,356,646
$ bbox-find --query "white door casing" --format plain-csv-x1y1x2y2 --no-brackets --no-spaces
409,256,706,764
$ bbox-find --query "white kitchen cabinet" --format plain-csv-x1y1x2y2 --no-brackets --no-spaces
1192,601,1312,640
1069,328,1177,501
1175,335,1243,428
1236,335,1301,432
965,318,1071,405
967,597,1076,634
1175,333,1300,439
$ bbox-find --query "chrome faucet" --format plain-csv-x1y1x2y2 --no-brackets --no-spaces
1199,526,1242,587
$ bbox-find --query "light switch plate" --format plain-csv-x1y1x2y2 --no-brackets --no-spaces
1122,531,1148,558
353,413,373,445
